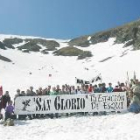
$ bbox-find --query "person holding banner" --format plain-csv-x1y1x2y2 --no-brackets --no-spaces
50,87,58,95
49,87,59,118
88,84,93,93
107,83,113,93
93,85,100,93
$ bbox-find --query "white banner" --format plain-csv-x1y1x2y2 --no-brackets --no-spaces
14,92,127,114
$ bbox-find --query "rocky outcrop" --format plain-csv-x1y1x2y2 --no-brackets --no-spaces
69,19,140,50
53,46,92,59
3,38,23,45
17,42,41,52
0,41,6,49
0,55,12,62
24,38,60,51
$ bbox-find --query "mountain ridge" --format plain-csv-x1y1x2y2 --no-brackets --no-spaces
1,19,140,61
69,19,140,49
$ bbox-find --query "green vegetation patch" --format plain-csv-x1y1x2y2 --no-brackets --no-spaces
53,46,83,56
0,55,12,62
3,38,23,45
25,38,60,51
78,51,93,59
69,36,90,47
54,46,92,59
18,42,41,52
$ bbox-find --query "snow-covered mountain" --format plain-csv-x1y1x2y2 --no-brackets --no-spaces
0,35,134,97
1,20,140,140
1,19,140,98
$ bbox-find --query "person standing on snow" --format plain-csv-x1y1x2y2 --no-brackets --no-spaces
107,83,114,93
128,85,140,113
1,91,11,109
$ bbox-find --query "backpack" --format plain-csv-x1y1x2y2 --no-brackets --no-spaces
4,118,14,126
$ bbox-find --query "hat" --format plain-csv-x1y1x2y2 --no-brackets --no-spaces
133,86,140,93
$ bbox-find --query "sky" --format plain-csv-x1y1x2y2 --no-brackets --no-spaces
0,0,140,39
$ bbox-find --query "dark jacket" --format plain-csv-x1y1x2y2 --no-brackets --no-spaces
1,95,11,108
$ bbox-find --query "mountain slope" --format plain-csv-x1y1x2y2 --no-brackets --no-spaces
1,20,140,140
0,19,140,97
69,19,140,49
0,36,138,99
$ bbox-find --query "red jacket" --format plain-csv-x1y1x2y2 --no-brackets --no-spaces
88,87,93,93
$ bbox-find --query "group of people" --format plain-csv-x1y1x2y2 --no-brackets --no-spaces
0,78,140,121
14,82,128,97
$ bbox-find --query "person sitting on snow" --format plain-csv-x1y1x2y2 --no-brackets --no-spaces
5,100,15,121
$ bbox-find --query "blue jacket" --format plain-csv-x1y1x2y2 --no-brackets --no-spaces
107,87,113,93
